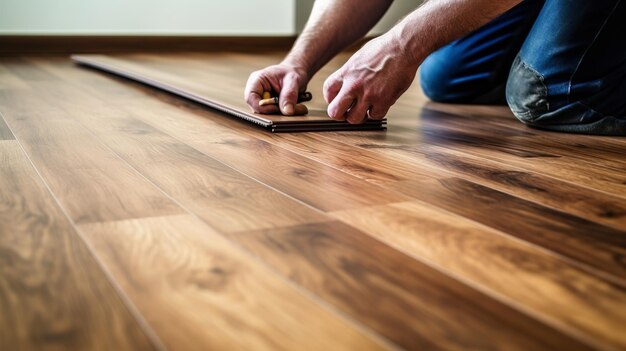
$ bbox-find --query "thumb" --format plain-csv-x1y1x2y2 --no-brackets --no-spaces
279,73,302,116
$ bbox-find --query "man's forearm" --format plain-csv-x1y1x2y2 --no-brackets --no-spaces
284,0,393,78
390,0,524,63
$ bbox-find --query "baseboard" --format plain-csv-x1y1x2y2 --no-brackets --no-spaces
0,35,298,55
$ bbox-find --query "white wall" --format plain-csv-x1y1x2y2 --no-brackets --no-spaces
0,0,418,36
0,0,295,35
296,0,420,35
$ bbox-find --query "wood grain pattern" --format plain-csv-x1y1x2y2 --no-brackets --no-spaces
2,54,625,350
388,178,626,281
32,81,326,233
317,126,626,230
331,201,626,350
0,90,184,224
225,221,593,351
414,117,626,198
0,140,156,351
78,215,389,351
32,60,408,212
274,132,626,231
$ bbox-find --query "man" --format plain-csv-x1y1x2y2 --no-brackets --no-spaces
245,0,625,135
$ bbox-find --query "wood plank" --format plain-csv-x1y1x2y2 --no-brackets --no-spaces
30,59,409,212
0,58,58,82
411,123,626,198
22,55,626,350
32,81,327,233
409,145,626,231
225,221,594,351
315,128,626,230
331,201,626,351
389,177,626,281
0,140,157,351
266,132,626,231
78,215,389,351
71,54,386,132
415,109,626,171
0,62,30,90
0,90,184,224
326,109,626,199
424,102,626,160
0,114,14,140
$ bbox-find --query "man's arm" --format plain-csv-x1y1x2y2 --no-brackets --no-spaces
284,0,393,79
325,0,524,123
245,0,392,115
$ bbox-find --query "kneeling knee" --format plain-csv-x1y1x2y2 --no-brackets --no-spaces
506,56,550,125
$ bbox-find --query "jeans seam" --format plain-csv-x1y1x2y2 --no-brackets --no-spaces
567,0,623,102
579,101,608,119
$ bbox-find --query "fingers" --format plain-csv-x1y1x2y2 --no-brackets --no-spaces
367,104,389,120
323,72,343,104
279,73,301,116
327,93,355,121
244,71,271,113
346,100,369,124
294,104,308,115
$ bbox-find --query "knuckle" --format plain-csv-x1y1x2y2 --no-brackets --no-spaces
349,80,364,92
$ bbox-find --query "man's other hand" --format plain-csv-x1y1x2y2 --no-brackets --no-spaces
245,63,309,116
323,33,419,124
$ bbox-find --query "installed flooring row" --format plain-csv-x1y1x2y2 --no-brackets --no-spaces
0,54,625,351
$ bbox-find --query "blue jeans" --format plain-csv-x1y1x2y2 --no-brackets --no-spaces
420,0,626,135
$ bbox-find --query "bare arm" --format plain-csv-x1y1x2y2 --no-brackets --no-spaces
245,0,392,115
284,0,393,78
394,0,523,60
325,0,524,123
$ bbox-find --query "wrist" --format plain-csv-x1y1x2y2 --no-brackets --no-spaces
388,19,430,65
282,55,314,80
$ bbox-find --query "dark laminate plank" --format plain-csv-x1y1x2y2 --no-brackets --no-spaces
70,54,385,132
0,140,157,351
78,215,389,351
332,201,626,351
225,221,595,351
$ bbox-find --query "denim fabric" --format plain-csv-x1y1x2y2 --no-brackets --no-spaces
420,0,626,135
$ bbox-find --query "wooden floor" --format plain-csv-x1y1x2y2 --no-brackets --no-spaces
1,52,625,351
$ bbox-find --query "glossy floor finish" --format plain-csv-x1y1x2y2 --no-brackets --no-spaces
0,53,625,351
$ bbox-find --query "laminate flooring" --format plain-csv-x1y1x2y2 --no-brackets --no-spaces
1,52,625,351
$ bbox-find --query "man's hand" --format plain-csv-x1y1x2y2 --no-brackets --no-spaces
323,32,419,124
244,63,309,115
